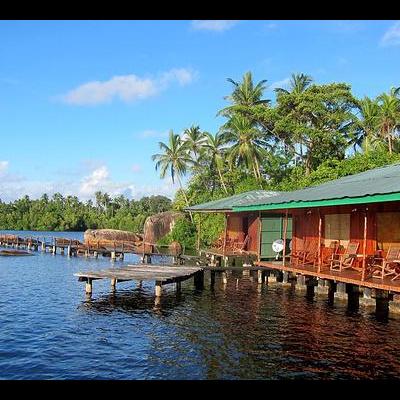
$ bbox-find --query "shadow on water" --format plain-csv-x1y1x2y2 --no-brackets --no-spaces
78,287,194,317
3,236,400,379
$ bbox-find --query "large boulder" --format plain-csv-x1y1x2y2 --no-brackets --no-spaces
143,211,184,244
84,229,143,246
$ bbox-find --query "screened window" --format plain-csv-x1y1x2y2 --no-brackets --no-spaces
324,213,350,247
377,212,400,251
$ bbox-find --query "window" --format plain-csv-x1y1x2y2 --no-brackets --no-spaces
324,213,350,247
377,212,400,250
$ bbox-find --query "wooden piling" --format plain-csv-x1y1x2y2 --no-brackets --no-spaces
334,282,348,301
85,278,93,295
155,281,163,297
257,270,263,284
194,270,205,289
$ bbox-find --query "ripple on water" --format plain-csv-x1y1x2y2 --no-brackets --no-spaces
2,230,400,379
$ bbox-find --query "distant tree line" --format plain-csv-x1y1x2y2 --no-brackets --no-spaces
0,191,172,232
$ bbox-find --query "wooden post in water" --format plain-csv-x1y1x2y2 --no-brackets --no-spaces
361,208,368,281
155,281,163,297
194,270,205,289
85,278,93,296
210,270,216,288
222,271,228,285
52,237,57,255
111,278,117,291
257,270,263,284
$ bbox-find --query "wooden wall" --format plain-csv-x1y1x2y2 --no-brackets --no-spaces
247,214,259,252
226,212,258,252
227,214,243,241
225,201,400,256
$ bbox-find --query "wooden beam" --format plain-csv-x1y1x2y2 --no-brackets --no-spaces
282,209,288,267
222,213,228,258
317,208,322,273
361,208,368,281
258,211,261,262
196,214,201,253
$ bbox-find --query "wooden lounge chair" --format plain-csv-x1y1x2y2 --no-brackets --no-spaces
291,239,318,267
318,241,340,270
366,245,400,280
330,242,360,272
232,235,249,254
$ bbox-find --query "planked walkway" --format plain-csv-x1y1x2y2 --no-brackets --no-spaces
74,264,204,302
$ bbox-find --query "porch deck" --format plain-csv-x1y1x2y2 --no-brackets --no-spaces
200,247,258,258
256,260,400,293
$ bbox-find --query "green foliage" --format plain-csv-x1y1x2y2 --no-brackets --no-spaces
0,193,172,232
157,217,197,249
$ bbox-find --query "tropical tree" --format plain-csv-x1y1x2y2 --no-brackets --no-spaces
218,71,270,117
151,130,195,220
351,97,381,153
377,87,400,154
219,114,267,183
274,73,314,95
182,125,207,161
271,82,358,174
203,132,229,194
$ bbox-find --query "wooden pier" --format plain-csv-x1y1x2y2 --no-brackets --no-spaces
0,234,184,263
74,264,204,305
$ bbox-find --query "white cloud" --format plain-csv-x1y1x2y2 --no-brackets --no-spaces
79,166,110,197
270,77,290,90
191,20,239,32
0,162,178,202
160,68,197,86
77,165,177,200
0,161,9,175
59,68,197,106
381,21,400,46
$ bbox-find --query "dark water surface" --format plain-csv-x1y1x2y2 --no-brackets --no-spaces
1,230,400,379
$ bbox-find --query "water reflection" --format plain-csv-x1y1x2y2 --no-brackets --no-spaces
3,235,400,379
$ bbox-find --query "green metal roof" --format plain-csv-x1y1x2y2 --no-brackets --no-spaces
185,190,281,212
233,163,400,211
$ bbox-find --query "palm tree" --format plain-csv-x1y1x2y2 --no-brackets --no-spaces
351,97,381,153
377,87,400,154
182,125,207,161
152,130,195,220
274,73,313,95
220,115,266,184
203,132,229,194
218,71,270,117
274,73,314,162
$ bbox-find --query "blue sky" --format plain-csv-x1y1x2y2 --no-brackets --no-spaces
0,20,399,202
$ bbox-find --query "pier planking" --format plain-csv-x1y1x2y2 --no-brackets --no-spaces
74,264,204,303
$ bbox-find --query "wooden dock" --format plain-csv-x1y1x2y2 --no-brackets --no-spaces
0,234,185,263
74,264,204,304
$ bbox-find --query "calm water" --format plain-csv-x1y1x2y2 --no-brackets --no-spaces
1,230,400,379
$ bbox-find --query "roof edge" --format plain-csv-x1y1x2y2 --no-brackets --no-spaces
232,192,400,211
